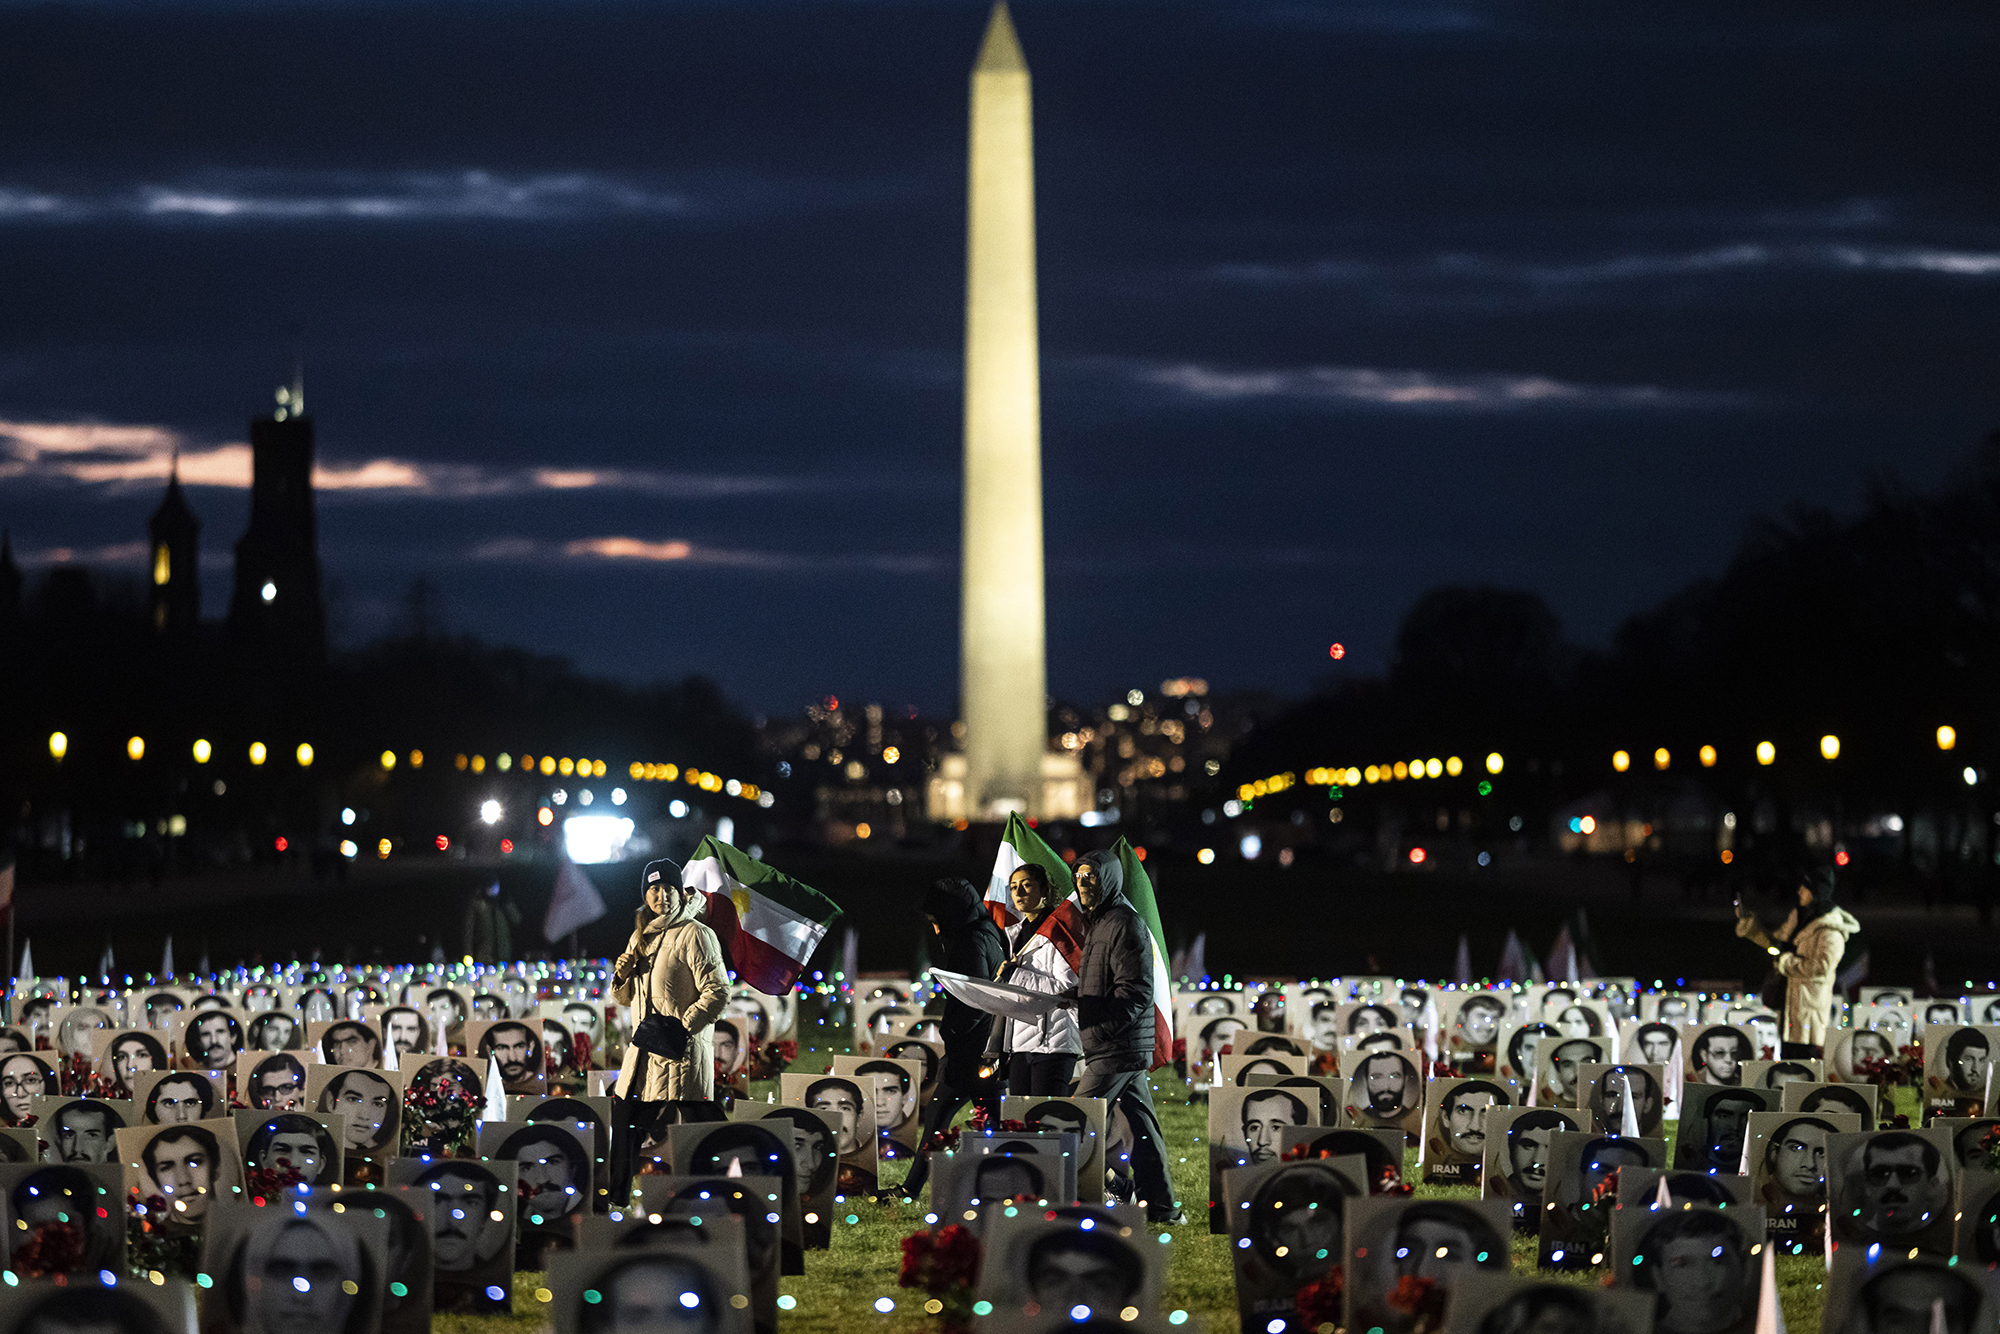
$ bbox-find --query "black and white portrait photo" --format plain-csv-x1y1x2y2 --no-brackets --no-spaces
1479,1108,1578,1229
136,1071,219,1125
311,1067,404,1157
1828,1129,1955,1257
1343,1051,1422,1133
1344,1196,1510,1334
394,1157,516,1313
241,1112,341,1187
1422,1079,1511,1186
1612,1205,1760,1334
1672,1085,1772,1174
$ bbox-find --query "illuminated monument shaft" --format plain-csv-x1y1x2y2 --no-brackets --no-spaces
960,3,1046,818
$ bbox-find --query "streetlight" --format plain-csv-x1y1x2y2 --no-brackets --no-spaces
1938,726,1957,751
1820,735,1840,761
48,732,67,761
480,800,502,825
1654,748,1671,771
1699,745,1717,767
296,743,314,767
192,739,212,763
1612,750,1631,772
127,736,145,761
249,742,267,765
1756,741,1776,766
1485,753,1504,775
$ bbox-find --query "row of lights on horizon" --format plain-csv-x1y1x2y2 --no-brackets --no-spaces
1241,753,1504,803
46,735,767,802
49,733,317,767
1612,726,1962,772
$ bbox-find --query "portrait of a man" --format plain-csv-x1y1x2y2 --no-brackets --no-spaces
971,1153,1044,1204
497,1122,587,1221
1350,1200,1508,1334
412,1160,511,1276
228,1212,375,1334
758,1107,835,1203
1835,1263,1988,1334
1495,1110,1575,1210
426,989,469,1037
138,1124,225,1225
1191,995,1234,1018
1540,1134,1652,1270
726,993,772,1046
1797,1085,1876,1130
1689,1027,1751,1086
245,1113,340,1186
1541,1038,1606,1107
560,1002,602,1047
0,1054,53,1125
851,1059,919,1148
711,1019,743,1076
1022,1229,1143,1317
1633,1023,1678,1066
1950,1118,2000,1172
380,1007,429,1058
185,1011,242,1070
48,1099,123,1164
1345,1051,1419,1129
1585,1066,1663,1137
884,1040,940,1091
1840,1031,1895,1082
476,1021,543,1093
1239,1088,1307,1166
1631,1209,1751,1334
1760,1115,1838,1205
1762,1061,1817,1089
1924,1002,1964,1026
1676,1087,1766,1174
318,1068,400,1153
143,1071,216,1124
803,1077,868,1159
248,1011,300,1052
1942,1028,1992,1095
1504,1024,1556,1083
1348,1004,1400,1036
1245,1161,1353,1281
1455,995,1506,1050
1308,1003,1342,1051
1552,1005,1600,1038
1199,1015,1247,1060
1426,1079,1510,1181
1834,1131,1951,1246
574,1253,725,1334
248,1054,309,1112
319,1020,381,1069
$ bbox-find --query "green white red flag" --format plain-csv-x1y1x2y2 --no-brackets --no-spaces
682,838,842,995
1109,837,1175,1071
984,813,1086,972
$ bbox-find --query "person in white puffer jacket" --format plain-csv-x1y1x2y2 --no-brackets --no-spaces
987,863,1084,1095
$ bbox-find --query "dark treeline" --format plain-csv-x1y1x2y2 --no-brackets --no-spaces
1223,436,2000,911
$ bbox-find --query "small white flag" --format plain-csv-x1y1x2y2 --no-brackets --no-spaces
384,1041,400,1073
16,939,29,985
725,1155,744,1178
160,935,174,981
1654,1172,1672,1211
482,1054,507,1122
1620,1076,1642,1138
1754,1237,1787,1334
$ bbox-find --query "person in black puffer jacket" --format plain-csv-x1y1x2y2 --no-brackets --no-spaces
1071,849,1182,1223
896,876,1006,1201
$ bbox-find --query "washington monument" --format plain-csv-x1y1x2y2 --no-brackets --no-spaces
959,3,1046,819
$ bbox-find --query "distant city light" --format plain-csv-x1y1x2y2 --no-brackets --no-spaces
1423,758,1442,778
1408,847,1426,865
435,835,450,851
578,789,594,806
1579,815,1597,835
1485,753,1504,775
1239,833,1262,861
1126,689,1144,706
380,750,396,770
563,815,635,864
1196,848,1215,865
1328,643,1345,659
1699,745,1717,767
1653,748,1670,771
537,807,553,826
249,742,267,766
341,808,355,826
1612,750,1630,773
1445,756,1463,777
296,743,314,767
192,739,211,763
127,736,145,761
377,839,392,858
339,841,357,858
260,581,276,603
47,732,66,761
1938,725,1958,751
500,838,514,854
882,746,901,764
410,750,423,769
1755,741,1776,766
611,788,627,805
1820,735,1840,761
669,800,688,819
274,836,288,852
856,822,873,839
480,800,502,825
1964,767,1979,787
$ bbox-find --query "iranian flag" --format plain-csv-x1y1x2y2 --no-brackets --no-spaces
1108,837,1176,1072
985,813,1086,973
682,838,843,995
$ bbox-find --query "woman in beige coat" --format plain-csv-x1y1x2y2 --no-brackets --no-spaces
613,861,731,1101
1734,868,1860,1052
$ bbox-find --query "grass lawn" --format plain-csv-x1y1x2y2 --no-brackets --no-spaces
439,1048,1895,1333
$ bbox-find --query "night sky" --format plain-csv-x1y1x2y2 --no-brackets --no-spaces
3,0,1996,715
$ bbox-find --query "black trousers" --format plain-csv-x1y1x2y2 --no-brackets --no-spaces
1007,1052,1077,1097
1076,1063,1177,1216
898,1070,1000,1199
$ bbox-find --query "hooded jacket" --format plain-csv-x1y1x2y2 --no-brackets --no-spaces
923,878,1007,1081
989,906,1084,1060
1074,850,1155,1071
613,884,731,1101
1738,900,1861,1047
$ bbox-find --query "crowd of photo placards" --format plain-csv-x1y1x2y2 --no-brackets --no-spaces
0,970,1993,1333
